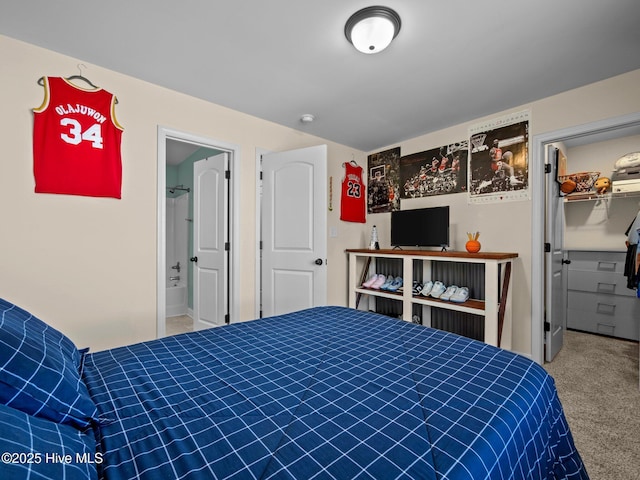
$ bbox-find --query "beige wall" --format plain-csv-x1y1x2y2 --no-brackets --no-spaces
2,34,639,356
0,35,366,351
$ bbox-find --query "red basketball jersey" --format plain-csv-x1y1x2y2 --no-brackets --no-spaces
340,162,366,223
33,77,123,198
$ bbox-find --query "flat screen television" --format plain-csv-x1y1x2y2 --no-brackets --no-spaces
390,206,450,249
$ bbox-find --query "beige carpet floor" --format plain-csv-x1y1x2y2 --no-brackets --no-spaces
544,330,640,480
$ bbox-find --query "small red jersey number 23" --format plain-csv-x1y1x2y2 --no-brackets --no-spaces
347,180,361,198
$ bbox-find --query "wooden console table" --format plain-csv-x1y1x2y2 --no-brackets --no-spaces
346,249,518,349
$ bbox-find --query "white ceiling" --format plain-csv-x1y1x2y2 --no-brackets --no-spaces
2,1,640,152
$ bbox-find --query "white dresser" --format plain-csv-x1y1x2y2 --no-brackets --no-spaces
566,250,639,341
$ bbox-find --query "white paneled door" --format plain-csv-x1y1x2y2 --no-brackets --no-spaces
261,145,327,317
192,153,228,330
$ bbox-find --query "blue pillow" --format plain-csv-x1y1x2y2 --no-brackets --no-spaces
0,298,98,430
0,403,98,480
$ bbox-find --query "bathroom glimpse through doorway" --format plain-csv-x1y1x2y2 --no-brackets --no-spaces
157,127,241,338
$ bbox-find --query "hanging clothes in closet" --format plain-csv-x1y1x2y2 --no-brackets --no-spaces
624,208,640,290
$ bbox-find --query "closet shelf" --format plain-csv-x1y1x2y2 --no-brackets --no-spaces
563,192,608,202
564,190,640,203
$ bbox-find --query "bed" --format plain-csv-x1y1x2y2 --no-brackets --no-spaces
0,298,588,479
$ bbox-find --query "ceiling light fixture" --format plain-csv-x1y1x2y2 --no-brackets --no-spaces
345,6,401,54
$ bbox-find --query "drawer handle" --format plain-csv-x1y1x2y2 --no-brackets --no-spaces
596,282,616,293
597,261,616,271
596,303,616,315
596,323,615,334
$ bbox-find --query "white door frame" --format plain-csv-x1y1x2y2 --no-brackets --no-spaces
157,126,241,337
255,148,271,318
531,111,640,364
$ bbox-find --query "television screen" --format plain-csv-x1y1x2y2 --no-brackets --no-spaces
390,206,449,248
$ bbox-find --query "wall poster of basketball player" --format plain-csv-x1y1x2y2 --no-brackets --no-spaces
399,141,468,199
468,110,530,204
367,147,401,213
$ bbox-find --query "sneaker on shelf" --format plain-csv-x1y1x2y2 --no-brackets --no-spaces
387,276,403,292
429,281,446,298
420,280,434,296
371,274,387,290
440,285,458,301
362,274,379,288
450,286,470,303
412,280,423,295
379,276,395,290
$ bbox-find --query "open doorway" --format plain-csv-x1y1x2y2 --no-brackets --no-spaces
157,127,241,338
532,112,640,364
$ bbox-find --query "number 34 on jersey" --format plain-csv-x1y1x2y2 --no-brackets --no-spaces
55,103,109,148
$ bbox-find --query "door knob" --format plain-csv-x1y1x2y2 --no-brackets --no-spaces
190,256,198,263
561,259,571,265
314,258,323,265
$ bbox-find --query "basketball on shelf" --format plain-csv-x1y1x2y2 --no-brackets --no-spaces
560,180,576,194
465,232,481,253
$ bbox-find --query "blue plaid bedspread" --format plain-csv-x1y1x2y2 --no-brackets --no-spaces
82,306,588,479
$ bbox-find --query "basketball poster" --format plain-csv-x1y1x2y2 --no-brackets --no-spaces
468,110,530,204
367,147,401,213
399,141,468,199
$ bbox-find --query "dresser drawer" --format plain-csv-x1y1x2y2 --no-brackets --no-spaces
567,270,636,297
567,251,626,274
567,291,639,341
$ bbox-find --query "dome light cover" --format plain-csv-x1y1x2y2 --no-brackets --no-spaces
345,6,401,54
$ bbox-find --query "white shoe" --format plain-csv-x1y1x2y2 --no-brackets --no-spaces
420,280,433,296
440,285,458,301
450,287,470,303
429,281,446,298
